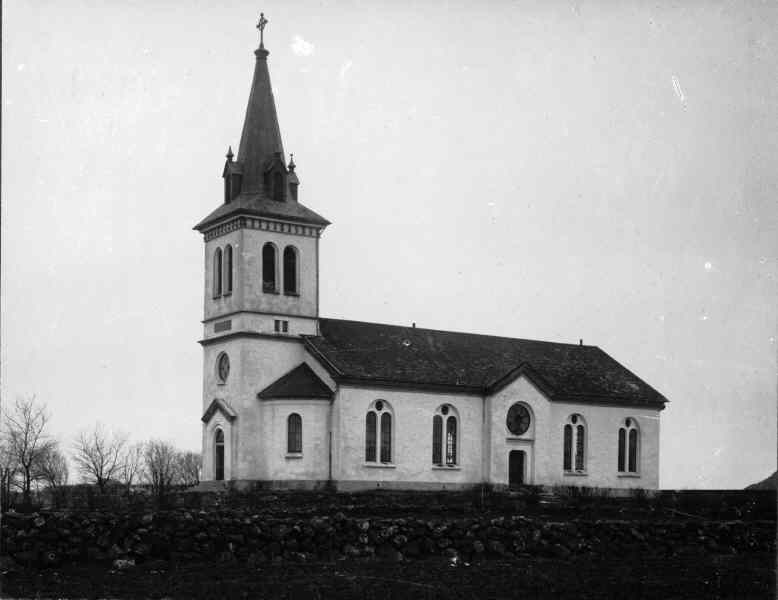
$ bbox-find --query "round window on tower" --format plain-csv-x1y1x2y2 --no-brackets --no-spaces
217,352,230,383
375,400,384,411
441,405,449,416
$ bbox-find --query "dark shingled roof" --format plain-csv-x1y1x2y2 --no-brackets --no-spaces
194,192,331,231
302,319,668,408
258,363,334,400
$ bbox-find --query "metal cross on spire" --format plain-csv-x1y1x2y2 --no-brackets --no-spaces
257,12,269,48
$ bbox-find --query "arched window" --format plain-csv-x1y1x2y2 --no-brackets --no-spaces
432,415,443,465
287,413,302,454
283,246,298,295
618,418,640,473
563,414,586,473
214,428,225,481
432,405,459,466
365,400,393,464
262,243,277,293
365,412,377,462
380,412,392,463
224,245,233,294
213,247,223,298
273,171,284,202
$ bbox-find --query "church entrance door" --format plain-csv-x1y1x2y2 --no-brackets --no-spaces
509,450,525,488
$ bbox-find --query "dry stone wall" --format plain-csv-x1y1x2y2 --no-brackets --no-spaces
1,508,774,568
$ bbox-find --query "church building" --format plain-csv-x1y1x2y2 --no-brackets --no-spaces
194,19,668,492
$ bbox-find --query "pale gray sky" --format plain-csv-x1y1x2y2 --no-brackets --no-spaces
2,1,776,489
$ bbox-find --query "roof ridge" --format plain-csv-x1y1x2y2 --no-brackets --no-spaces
317,317,594,348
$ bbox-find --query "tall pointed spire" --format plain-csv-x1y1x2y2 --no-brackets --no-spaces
236,14,285,193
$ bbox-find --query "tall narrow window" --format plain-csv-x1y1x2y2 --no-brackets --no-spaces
366,400,393,464
575,424,585,471
213,248,223,298
628,429,638,472
214,429,224,481
262,243,277,293
432,405,459,467
563,415,586,473
283,246,298,295
224,245,233,294
563,424,572,471
380,412,392,463
273,171,284,202
445,416,457,466
432,415,443,465
287,413,302,454
365,412,377,462
618,418,640,474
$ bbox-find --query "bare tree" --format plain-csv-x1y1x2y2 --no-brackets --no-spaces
2,396,54,504
0,435,18,512
117,442,145,495
34,443,69,488
72,424,127,493
176,451,201,486
33,443,69,507
144,439,179,501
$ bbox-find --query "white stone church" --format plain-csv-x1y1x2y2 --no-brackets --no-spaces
195,22,667,492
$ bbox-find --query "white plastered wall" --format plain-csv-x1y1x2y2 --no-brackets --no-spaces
332,385,483,488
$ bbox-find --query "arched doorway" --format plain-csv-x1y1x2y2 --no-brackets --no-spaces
509,450,525,488
214,429,225,481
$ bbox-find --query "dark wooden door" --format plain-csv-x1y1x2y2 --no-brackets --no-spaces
509,450,525,488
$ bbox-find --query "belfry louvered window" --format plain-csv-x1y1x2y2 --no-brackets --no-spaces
224,245,233,294
262,243,277,293
213,247,223,298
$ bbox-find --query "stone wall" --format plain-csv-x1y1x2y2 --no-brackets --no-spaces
2,505,774,568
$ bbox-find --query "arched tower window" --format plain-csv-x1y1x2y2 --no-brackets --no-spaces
287,413,302,454
224,245,233,294
432,404,459,466
618,418,640,473
563,414,587,473
214,428,225,481
213,248,223,298
365,400,393,464
283,246,298,295
262,243,277,293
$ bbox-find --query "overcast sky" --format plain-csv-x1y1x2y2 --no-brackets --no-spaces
3,1,776,489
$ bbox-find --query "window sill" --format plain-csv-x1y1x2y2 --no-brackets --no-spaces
263,289,279,295
563,471,588,477
285,453,303,459
216,382,226,386
212,295,222,300
364,462,395,469
432,465,460,471
505,436,533,442
618,473,641,478
283,292,300,297
223,291,232,297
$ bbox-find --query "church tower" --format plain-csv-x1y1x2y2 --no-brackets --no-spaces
194,15,330,482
